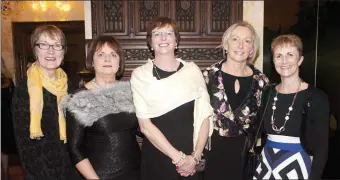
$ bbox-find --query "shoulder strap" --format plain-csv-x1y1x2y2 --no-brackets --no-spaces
250,85,274,151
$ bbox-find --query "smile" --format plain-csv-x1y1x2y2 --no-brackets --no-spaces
45,57,56,61
159,43,169,47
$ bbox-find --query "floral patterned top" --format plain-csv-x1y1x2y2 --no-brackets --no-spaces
203,60,269,137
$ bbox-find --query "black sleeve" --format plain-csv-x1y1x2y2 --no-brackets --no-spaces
309,89,329,180
11,80,37,175
66,109,87,165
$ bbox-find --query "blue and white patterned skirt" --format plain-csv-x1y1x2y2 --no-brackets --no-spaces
253,135,312,180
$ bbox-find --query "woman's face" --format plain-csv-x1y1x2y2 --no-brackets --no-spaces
35,34,65,72
150,25,177,56
273,45,303,78
225,26,254,63
93,43,120,77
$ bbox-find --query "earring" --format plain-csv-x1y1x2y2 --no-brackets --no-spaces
175,46,178,49
151,47,153,51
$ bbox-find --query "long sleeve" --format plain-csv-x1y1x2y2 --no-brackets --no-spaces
309,90,329,180
66,110,87,165
11,80,40,179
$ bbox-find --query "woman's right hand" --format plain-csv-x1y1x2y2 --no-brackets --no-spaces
176,155,197,177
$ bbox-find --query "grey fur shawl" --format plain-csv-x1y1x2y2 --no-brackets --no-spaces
62,81,135,127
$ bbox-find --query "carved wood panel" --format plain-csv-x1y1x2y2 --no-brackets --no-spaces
91,1,129,38
205,0,242,36
132,1,169,36
89,0,242,78
169,0,201,37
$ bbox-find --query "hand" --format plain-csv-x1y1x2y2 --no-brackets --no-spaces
176,155,197,177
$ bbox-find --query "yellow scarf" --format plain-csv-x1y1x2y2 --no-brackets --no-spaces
27,62,68,143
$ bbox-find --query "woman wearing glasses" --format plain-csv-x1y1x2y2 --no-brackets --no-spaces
12,25,80,180
63,35,141,180
130,17,213,180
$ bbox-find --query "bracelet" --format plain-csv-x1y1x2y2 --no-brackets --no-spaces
191,152,201,164
172,151,186,165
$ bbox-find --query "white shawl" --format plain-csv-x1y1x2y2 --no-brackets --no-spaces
130,58,213,149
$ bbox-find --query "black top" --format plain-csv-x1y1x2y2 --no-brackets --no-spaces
12,78,80,180
141,63,199,180
203,60,269,137
65,84,141,180
1,79,17,153
222,72,253,110
263,89,308,136
260,85,329,180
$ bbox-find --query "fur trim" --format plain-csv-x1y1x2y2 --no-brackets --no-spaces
62,81,135,127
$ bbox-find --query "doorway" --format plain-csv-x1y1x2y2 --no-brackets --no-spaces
12,21,85,87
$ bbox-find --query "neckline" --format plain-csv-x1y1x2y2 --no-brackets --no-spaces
274,85,309,95
153,62,183,73
221,71,253,78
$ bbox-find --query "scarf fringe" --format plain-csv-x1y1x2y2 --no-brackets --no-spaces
30,133,44,140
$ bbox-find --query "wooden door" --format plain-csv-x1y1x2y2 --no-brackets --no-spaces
12,21,85,87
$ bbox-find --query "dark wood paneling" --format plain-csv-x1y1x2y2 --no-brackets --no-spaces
89,0,243,78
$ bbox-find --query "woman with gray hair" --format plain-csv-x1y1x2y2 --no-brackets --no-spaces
202,21,269,180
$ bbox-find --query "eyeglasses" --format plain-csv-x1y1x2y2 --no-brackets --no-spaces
151,30,174,37
35,43,65,51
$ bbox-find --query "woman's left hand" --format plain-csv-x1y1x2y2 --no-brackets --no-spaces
176,155,197,176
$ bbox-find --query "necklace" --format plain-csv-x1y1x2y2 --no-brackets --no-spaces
271,81,302,134
153,64,162,79
152,61,178,80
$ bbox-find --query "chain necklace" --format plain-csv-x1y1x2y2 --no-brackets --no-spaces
271,81,302,134
152,61,178,80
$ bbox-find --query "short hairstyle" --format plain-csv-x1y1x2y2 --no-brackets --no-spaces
31,25,67,58
86,35,125,79
221,21,260,64
271,34,303,56
146,16,180,48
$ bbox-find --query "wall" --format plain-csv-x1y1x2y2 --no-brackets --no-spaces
1,1,84,80
83,1,265,71
243,1,264,71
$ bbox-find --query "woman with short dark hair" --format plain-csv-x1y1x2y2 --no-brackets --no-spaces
63,35,141,180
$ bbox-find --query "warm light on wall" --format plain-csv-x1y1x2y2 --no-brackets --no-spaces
32,1,71,12
1,1,24,19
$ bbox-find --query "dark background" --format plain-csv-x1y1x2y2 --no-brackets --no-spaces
263,0,340,179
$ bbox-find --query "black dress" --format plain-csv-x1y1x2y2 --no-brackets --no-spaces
141,63,200,180
12,78,80,180
204,72,253,180
64,82,141,180
1,79,17,154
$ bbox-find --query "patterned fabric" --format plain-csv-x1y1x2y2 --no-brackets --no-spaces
203,60,269,137
12,79,80,180
254,139,312,180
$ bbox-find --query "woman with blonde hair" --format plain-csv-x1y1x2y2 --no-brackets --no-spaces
1,58,16,180
203,21,269,180
12,25,80,180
